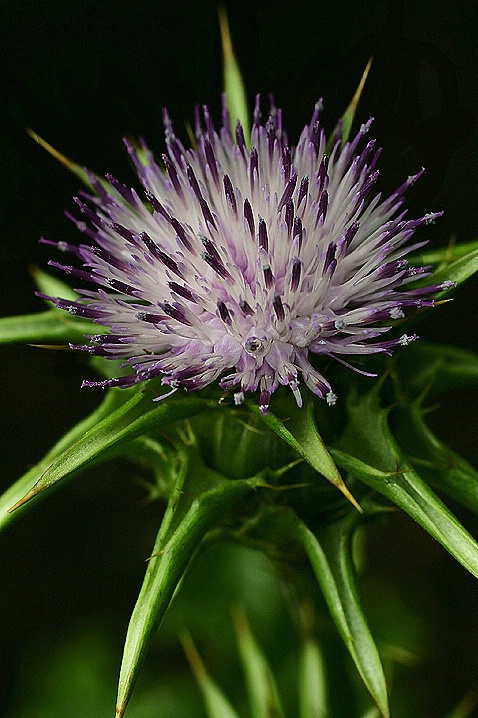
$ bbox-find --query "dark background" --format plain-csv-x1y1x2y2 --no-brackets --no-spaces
0,1,478,717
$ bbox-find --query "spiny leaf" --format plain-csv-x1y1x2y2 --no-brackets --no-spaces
115,442,266,718
332,388,478,579
0,387,134,531
340,57,373,145
0,310,97,345
27,128,95,189
218,5,250,141
9,391,216,513
294,513,390,718
394,401,478,515
247,398,361,511
326,57,373,154
27,129,113,195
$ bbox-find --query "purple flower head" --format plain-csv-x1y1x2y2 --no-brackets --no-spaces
43,96,450,414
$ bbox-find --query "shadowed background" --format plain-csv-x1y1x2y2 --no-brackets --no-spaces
0,1,477,716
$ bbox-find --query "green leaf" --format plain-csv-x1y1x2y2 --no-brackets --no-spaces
247,398,361,511
0,310,97,345
414,246,478,293
218,6,250,142
27,128,99,190
394,402,478,515
359,707,381,718
298,613,328,718
122,435,171,501
30,265,79,302
181,632,242,718
395,341,478,399
340,58,373,146
192,409,293,480
0,266,93,345
434,246,478,291
0,387,134,531
115,437,267,718
9,390,216,513
326,58,373,154
294,513,390,718
332,388,478,579
233,609,284,718
409,238,478,267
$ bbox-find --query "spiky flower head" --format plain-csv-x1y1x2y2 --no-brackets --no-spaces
42,96,452,414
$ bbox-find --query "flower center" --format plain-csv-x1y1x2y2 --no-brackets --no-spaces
243,334,271,357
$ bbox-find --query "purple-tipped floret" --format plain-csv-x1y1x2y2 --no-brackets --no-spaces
44,97,452,412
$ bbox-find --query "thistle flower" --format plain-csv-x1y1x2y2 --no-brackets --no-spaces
41,96,452,414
